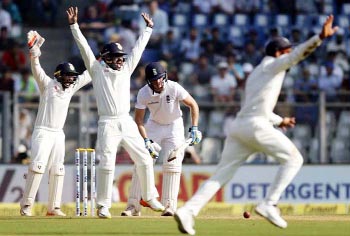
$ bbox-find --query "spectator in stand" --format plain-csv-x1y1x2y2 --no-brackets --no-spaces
294,66,318,124
139,0,169,48
234,0,260,19
189,54,216,101
210,61,237,103
35,0,59,27
0,26,12,51
15,67,39,103
2,0,22,24
130,65,146,102
239,62,254,90
226,53,244,83
1,40,26,72
213,0,235,14
241,41,262,66
0,67,15,95
290,28,304,45
326,29,349,75
192,0,215,14
201,27,226,60
180,28,201,63
161,29,180,67
0,4,12,33
318,61,343,102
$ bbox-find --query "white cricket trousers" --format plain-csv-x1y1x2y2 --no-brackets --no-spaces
96,115,157,208
184,117,304,216
21,127,65,210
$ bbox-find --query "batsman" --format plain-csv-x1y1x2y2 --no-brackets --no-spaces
122,62,202,217
20,31,91,216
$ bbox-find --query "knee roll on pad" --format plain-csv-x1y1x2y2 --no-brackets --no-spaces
51,164,65,176
30,162,46,174
162,164,181,173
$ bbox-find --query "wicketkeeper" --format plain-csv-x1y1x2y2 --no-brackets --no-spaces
20,30,91,216
121,62,202,217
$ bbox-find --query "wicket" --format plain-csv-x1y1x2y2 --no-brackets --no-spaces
75,148,96,217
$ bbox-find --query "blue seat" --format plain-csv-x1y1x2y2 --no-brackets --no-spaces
337,15,350,28
341,3,350,15
233,14,249,27
274,14,291,27
192,14,209,28
212,13,230,27
172,13,188,27
253,14,270,28
227,26,244,47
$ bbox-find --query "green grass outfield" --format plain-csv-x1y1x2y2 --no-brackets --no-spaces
1,215,350,236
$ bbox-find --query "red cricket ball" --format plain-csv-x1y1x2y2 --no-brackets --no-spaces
243,211,251,219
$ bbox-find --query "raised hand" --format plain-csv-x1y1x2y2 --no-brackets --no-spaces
319,15,339,40
66,6,78,25
27,30,45,58
141,12,153,28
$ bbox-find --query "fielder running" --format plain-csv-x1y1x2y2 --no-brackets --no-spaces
175,15,338,235
66,7,164,218
121,62,201,217
20,31,91,216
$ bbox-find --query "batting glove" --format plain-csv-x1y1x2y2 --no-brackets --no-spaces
189,126,202,145
144,138,161,159
27,30,45,58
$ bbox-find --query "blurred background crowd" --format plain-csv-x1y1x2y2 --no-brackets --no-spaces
1,0,350,165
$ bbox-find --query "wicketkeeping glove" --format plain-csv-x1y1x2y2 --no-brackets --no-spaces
144,138,161,159
27,30,45,58
189,126,202,145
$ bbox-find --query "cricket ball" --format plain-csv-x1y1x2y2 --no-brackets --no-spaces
243,211,251,219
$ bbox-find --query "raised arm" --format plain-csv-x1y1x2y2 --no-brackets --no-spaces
67,7,98,73
27,30,50,92
268,15,339,73
125,13,153,73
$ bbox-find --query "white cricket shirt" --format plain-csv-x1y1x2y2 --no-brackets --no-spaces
70,23,152,117
31,57,91,130
135,80,189,125
237,35,322,125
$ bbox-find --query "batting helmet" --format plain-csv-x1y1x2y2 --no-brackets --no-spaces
265,37,292,56
145,62,167,92
100,42,127,57
54,62,79,78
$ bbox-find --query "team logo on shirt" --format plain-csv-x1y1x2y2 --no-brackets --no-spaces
166,95,171,103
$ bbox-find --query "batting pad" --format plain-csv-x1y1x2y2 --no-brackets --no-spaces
48,164,65,211
161,172,181,211
21,170,44,206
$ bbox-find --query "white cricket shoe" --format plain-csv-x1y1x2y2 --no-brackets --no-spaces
46,208,66,216
20,205,32,217
140,198,165,212
161,207,174,216
174,207,195,235
255,202,287,228
121,206,141,216
97,206,111,219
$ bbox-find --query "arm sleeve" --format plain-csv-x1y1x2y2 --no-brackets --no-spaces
267,35,322,74
135,90,147,109
73,70,92,92
70,23,99,75
269,112,283,126
176,83,190,100
125,27,153,74
30,57,51,93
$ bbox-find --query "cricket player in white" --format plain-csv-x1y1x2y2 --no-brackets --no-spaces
175,15,338,235
121,62,201,217
66,7,164,218
20,31,92,216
